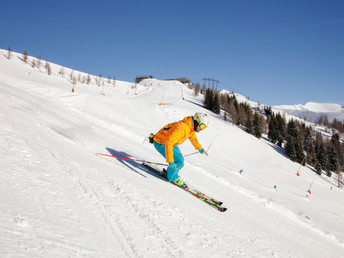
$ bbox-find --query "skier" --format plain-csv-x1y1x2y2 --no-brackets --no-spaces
151,113,209,187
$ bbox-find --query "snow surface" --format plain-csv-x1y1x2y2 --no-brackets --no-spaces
1,49,344,257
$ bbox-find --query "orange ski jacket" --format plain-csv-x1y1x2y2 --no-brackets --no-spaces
153,116,202,162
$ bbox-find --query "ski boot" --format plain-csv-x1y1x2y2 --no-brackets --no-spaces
172,177,188,189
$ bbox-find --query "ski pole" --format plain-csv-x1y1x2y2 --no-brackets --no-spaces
96,153,168,166
183,151,199,158
183,133,220,157
206,133,221,153
183,151,208,158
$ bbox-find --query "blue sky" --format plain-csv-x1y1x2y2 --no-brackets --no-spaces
1,0,343,106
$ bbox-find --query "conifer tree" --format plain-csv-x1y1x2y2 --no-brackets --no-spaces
314,159,322,175
316,142,329,172
260,114,268,134
303,127,313,153
268,114,278,143
264,106,272,116
285,136,297,161
287,120,298,138
294,136,305,163
253,112,262,138
275,113,286,147
331,133,343,168
213,92,221,114
305,137,317,166
285,120,305,163
203,88,213,111
306,150,312,165
245,112,253,134
328,144,339,172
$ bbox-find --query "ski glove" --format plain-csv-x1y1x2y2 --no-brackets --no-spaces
168,162,177,170
199,148,206,154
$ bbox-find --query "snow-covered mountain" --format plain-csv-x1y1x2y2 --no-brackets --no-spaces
219,89,344,124
273,102,344,123
1,49,344,257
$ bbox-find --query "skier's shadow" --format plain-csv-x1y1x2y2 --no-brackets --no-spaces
105,147,163,180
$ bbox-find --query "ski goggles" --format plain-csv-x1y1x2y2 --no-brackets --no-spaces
199,122,208,130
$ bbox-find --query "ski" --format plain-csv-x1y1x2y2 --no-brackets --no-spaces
193,191,223,206
142,163,227,212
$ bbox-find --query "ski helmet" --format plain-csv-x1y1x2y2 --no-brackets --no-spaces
193,113,209,130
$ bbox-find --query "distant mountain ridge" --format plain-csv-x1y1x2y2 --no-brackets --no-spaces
272,102,344,123
218,90,343,123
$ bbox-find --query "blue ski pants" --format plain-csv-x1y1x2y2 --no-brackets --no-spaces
153,141,184,182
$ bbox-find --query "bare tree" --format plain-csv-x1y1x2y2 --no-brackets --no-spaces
97,74,102,87
37,55,42,68
45,62,52,75
7,46,12,59
59,67,65,77
194,83,200,96
87,74,91,84
339,172,343,188
202,84,206,94
48,64,52,75
72,75,77,86
72,75,77,93
23,50,28,63
70,70,74,81
113,75,116,87
221,92,229,109
31,59,36,68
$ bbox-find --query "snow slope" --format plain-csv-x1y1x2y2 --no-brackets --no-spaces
1,50,344,257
